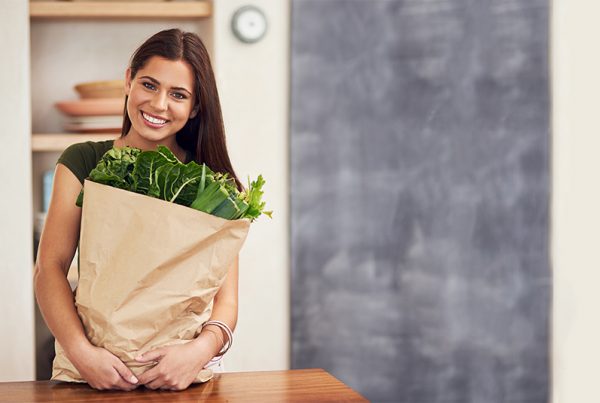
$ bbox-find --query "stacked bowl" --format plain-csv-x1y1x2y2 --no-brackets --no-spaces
55,80,125,133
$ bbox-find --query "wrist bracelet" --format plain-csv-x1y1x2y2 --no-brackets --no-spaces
201,320,233,359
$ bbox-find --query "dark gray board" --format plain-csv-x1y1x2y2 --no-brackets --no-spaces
290,1,550,402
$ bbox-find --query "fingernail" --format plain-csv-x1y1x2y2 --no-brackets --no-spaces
130,376,138,383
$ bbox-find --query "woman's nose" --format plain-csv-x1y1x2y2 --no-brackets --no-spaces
150,91,168,111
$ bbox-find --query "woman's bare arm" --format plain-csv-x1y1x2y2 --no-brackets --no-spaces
34,164,87,353
34,164,138,390
200,255,240,352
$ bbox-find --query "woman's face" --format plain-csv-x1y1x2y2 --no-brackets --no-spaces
125,56,197,144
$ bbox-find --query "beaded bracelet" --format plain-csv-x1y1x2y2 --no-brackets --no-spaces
201,320,233,359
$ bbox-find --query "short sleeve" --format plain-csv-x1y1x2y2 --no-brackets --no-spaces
56,140,114,185
56,143,90,185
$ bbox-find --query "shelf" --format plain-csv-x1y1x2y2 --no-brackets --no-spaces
32,133,119,152
29,1,212,19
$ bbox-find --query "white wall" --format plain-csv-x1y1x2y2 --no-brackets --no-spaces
552,2,600,403
0,0,35,381
212,0,290,371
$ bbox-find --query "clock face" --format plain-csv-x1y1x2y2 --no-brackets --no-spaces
232,6,268,43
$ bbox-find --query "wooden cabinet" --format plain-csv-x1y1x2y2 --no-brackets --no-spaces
30,1,211,19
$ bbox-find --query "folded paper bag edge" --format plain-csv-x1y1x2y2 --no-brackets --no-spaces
83,179,252,227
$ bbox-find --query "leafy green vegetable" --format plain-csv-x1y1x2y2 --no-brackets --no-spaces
76,147,140,207
78,145,271,222
170,162,204,205
190,179,229,213
212,195,241,220
243,175,272,220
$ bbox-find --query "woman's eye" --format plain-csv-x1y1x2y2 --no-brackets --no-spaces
171,92,186,100
142,82,156,90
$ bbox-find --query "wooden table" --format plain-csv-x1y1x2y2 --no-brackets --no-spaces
0,369,368,402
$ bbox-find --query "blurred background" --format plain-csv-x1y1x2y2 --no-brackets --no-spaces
0,0,598,402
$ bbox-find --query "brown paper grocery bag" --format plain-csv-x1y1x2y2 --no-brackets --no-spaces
52,180,250,384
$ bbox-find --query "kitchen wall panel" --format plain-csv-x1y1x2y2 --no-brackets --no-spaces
0,0,35,382
290,1,550,401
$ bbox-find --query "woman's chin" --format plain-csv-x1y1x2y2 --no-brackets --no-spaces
129,124,182,146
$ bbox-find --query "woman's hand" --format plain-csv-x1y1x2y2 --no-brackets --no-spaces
135,334,217,391
136,256,238,391
67,343,139,391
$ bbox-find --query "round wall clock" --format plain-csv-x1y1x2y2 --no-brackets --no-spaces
231,5,268,44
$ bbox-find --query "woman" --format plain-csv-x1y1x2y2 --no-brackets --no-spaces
34,29,241,391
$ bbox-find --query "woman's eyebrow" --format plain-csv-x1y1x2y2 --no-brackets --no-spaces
139,75,192,96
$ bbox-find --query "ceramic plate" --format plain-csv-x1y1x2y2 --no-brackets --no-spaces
55,98,124,116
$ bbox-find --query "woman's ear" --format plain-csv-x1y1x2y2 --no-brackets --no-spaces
189,106,199,119
125,68,132,95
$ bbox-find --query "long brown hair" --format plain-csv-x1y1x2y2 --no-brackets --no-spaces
122,28,243,191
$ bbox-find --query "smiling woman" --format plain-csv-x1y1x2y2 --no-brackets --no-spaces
33,28,245,392
121,56,198,159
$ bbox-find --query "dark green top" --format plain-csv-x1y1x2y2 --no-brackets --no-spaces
56,140,115,185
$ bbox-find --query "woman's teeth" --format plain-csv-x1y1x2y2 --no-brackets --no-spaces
142,112,167,125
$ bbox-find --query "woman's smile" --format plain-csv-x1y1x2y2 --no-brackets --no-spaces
140,111,169,128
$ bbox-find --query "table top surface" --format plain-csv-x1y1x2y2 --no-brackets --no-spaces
0,368,368,402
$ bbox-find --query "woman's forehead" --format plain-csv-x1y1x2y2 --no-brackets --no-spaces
137,56,194,90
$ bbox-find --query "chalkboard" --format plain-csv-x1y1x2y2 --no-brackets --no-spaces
290,1,550,402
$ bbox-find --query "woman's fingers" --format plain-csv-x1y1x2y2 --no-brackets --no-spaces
146,379,165,390
136,365,159,386
138,367,179,390
136,348,166,388
90,369,137,391
136,348,164,363
112,359,139,385
74,345,139,391
109,376,138,391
